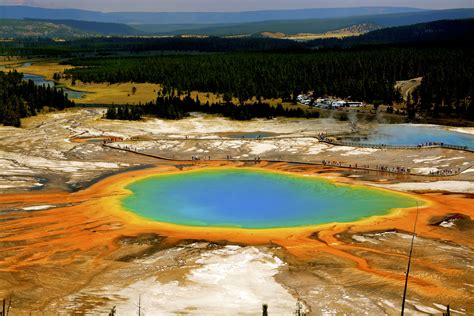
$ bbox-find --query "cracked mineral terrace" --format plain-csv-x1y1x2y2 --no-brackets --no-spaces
0,108,473,315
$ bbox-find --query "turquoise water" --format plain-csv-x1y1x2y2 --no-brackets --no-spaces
23,73,88,99
122,169,418,229
226,132,276,139
86,138,105,143
354,124,474,149
23,73,55,88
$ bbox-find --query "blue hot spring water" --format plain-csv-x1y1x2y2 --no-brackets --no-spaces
355,124,473,149
122,169,419,229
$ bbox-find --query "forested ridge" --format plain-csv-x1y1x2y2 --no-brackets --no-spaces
1,19,472,122
4,37,305,56
3,19,472,56
0,71,75,127
415,53,473,120
307,19,474,47
64,48,412,103
106,93,320,121
66,46,473,119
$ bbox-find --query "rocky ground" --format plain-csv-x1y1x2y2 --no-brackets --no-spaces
0,108,472,193
0,108,473,315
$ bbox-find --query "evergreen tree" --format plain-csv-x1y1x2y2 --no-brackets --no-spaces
0,71,74,127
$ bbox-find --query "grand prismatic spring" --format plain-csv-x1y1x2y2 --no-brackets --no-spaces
1,35,473,312
1,161,473,314
122,169,420,228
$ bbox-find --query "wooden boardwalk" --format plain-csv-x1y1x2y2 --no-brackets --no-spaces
103,142,473,178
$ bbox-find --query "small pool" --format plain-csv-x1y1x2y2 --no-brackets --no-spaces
23,73,55,88
22,73,89,99
122,169,419,229
350,124,474,150
86,139,105,143
0,62,31,70
62,89,89,100
225,132,277,139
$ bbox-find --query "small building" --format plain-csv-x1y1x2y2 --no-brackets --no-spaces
332,101,346,107
347,102,363,107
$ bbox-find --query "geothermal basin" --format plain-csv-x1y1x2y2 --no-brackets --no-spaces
122,169,420,229
348,124,474,149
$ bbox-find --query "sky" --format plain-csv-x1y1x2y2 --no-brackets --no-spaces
3,0,474,12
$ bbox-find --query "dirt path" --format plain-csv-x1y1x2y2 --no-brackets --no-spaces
395,77,422,100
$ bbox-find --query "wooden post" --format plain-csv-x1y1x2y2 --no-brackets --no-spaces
295,300,304,316
443,304,450,316
138,296,141,316
401,202,419,316
6,295,12,316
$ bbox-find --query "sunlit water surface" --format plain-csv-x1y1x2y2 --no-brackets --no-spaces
352,124,473,149
23,73,88,99
122,169,419,228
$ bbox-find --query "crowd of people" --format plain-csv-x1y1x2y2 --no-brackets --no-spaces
316,132,328,141
374,165,410,174
322,160,466,176
101,135,465,177
417,141,442,147
429,168,461,176
102,137,123,144
322,160,343,167
322,160,413,175
191,155,212,161
317,132,469,151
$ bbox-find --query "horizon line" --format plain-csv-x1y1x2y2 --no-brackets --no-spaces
0,4,442,14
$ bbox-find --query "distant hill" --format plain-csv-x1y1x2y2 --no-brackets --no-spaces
2,7,472,40
25,19,143,36
3,19,472,57
0,18,143,38
0,6,424,24
0,19,93,38
308,18,474,46
132,23,228,34
359,18,474,43
3,6,471,38
257,23,381,41
156,8,474,36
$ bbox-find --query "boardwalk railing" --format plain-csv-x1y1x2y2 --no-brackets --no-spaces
318,139,473,152
103,143,472,178
82,134,472,153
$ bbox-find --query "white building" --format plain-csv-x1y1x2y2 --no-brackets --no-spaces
332,101,346,107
